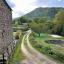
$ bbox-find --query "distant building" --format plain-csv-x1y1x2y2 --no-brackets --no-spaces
0,0,13,60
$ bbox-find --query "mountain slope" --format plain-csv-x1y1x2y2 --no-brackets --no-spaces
23,7,64,19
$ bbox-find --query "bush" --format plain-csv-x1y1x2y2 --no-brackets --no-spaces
15,35,19,39
14,30,21,39
35,44,42,48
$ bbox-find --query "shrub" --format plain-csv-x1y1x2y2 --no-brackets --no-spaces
14,30,21,39
15,35,19,39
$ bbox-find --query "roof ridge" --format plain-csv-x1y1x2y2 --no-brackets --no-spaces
3,0,12,10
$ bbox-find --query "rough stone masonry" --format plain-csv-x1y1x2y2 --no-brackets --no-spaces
0,0,13,59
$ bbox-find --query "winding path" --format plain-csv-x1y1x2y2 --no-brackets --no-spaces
21,30,57,64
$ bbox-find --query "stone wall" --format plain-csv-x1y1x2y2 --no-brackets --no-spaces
0,0,13,59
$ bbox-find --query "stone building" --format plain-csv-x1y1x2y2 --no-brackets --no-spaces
0,0,13,60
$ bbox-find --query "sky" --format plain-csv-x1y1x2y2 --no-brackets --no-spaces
6,0,64,19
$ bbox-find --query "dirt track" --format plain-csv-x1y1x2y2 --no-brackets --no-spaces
21,30,57,64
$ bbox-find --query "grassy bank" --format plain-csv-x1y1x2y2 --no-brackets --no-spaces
30,33,64,64
9,35,25,64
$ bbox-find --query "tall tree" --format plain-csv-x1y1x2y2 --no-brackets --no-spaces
53,10,64,36
29,21,43,36
19,17,28,24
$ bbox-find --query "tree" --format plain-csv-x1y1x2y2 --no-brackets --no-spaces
34,17,47,23
29,17,52,36
29,21,43,36
14,21,18,27
53,10,64,36
19,17,28,24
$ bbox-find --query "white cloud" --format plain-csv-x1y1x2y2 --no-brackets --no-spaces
7,0,64,19
42,5,49,7
8,0,38,18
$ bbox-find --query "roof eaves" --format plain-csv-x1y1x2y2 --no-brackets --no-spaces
4,0,12,10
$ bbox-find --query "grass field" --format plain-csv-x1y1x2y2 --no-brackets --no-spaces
30,33,64,64
9,35,25,64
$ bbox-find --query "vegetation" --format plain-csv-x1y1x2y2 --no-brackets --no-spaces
30,33,64,64
24,7,64,19
52,10,64,36
14,30,21,39
9,33,25,64
11,7,64,63
13,7,64,36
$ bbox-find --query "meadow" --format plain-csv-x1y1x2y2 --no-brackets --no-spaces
30,33,64,64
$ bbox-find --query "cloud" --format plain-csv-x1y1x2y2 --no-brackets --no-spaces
12,11,24,18
7,0,38,18
6,0,15,8
36,0,64,7
42,5,49,7
7,0,64,19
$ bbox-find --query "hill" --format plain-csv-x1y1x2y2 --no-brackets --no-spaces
23,7,64,20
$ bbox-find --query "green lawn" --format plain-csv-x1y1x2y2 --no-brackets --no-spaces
9,36,25,64
30,33,64,64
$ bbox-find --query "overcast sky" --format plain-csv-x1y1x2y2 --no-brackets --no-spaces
6,0,64,19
